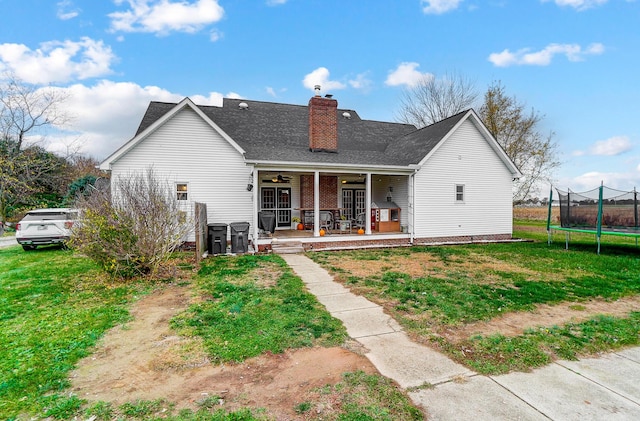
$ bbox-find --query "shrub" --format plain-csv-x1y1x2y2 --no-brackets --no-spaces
70,168,192,279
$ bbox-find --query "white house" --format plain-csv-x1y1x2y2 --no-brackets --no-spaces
99,88,521,252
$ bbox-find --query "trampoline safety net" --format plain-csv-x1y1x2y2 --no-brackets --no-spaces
555,186,639,231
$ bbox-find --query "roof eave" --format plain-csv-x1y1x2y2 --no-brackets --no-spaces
247,158,415,173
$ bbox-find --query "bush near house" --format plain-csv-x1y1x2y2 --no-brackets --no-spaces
70,168,191,279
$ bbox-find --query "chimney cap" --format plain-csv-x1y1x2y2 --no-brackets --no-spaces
314,85,321,96
325,94,333,98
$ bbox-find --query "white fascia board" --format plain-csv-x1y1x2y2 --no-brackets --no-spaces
99,97,245,170
247,160,414,175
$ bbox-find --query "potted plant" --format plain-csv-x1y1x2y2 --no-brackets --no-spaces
338,214,350,232
292,216,303,230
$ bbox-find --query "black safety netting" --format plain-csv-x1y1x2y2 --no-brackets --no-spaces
555,186,639,230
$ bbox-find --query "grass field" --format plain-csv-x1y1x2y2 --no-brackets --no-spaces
0,248,421,420
311,219,640,374
0,247,150,419
2,214,640,418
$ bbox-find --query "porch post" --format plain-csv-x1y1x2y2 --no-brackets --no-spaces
252,168,259,243
313,170,320,237
365,172,372,235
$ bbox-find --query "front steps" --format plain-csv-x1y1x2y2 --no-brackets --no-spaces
270,240,305,254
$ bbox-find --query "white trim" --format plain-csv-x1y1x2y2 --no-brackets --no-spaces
176,182,189,201
247,160,415,173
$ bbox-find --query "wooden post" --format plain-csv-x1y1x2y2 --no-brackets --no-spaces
194,202,208,264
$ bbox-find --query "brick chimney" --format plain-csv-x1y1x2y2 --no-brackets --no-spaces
309,85,338,153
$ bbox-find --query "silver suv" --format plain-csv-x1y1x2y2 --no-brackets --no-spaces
15,208,78,251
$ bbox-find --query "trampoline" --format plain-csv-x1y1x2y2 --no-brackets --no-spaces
546,184,640,254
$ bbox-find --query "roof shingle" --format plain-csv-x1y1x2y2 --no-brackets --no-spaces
135,97,469,167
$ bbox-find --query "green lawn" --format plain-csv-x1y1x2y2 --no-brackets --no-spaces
4,220,638,418
172,253,348,362
311,221,640,374
0,246,149,419
0,248,421,420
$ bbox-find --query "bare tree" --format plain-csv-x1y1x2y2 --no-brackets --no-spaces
0,73,71,222
479,81,560,203
0,72,69,155
396,71,479,128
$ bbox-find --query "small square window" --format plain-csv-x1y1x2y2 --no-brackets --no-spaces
455,184,465,202
176,183,188,201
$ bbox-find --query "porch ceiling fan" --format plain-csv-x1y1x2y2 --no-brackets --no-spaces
271,174,291,183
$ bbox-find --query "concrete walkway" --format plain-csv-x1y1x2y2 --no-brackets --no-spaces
281,253,640,420
0,236,17,248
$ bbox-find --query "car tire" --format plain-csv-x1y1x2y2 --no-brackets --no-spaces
22,245,36,251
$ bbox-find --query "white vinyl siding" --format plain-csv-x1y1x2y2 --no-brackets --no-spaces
414,119,513,238
109,107,253,241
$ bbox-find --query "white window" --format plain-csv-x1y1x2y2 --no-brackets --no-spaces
176,183,188,201
455,184,465,202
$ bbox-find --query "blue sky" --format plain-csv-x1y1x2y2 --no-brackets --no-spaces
1,0,638,196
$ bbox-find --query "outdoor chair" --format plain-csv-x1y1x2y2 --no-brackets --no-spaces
303,211,314,230
319,211,333,233
352,212,366,230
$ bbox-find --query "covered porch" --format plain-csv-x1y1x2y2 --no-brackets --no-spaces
249,167,414,251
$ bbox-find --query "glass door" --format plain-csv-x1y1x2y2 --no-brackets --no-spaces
276,188,291,227
342,189,366,220
261,187,291,228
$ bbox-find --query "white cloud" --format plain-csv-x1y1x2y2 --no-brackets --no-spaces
488,43,604,67
384,62,433,87
57,0,80,20
573,136,633,157
0,37,117,84
266,0,288,5
562,169,640,192
45,80,232,158
302,67,346,92
109,0,224,35
348,72,373,91
541,0,608,11
209,29,223,42
421,0,463,14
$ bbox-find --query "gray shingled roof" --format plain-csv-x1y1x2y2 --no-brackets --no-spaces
135,97,469,167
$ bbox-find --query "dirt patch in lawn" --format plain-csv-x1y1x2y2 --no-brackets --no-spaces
434,295,640,343
327,250,539,284
70,285,377,419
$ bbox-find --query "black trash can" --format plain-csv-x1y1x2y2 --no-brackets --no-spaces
229,222,250,253
258,211,276,234
208,223,228,255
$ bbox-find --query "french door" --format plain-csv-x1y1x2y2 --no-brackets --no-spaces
342,189,366,220
261,187,291,227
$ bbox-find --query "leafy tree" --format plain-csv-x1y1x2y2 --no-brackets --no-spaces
396,71,479,128
479,81,560,203
63,174,97,206
0,138,68,221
